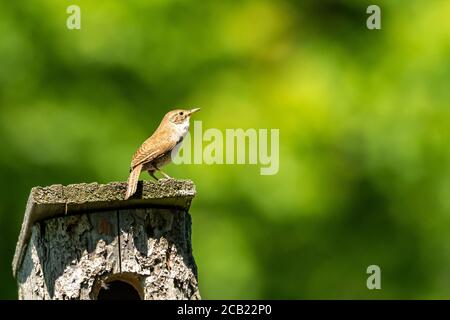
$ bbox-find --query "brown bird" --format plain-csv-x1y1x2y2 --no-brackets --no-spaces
125,108,200,200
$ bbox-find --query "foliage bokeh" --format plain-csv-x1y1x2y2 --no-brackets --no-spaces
0,0,449,299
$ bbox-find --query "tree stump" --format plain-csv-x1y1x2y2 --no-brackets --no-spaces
12,180,200,300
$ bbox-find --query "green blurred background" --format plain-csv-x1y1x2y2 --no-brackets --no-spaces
0,0,449,299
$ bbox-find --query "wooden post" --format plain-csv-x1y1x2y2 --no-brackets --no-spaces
12,180,200,300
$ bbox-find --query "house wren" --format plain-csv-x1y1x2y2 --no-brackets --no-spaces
125,108,200,200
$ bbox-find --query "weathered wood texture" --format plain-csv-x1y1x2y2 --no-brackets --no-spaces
14,180,200,300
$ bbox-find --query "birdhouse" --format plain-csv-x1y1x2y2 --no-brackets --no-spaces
12,180,201,300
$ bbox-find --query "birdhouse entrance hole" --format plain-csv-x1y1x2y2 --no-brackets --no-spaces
97,280,141,300
93,273,143,300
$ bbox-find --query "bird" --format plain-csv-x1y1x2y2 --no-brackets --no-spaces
124,108,200,200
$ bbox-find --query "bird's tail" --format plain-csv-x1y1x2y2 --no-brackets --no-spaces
125,164,143,200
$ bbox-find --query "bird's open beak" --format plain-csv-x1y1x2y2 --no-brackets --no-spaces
188,108,201,115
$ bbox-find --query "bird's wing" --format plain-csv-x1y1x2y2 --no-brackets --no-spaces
130,128,178,169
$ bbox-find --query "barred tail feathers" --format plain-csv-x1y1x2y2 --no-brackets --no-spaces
125,164,143,200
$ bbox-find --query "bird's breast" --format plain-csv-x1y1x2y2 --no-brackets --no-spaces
172,140,183,156
173,122,189,138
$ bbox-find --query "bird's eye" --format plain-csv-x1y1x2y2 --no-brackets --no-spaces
179,112,183,115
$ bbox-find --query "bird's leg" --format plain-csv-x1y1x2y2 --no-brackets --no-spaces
147,170,159,181
158,169,172,179
152,163,173,179
154,165,172,179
